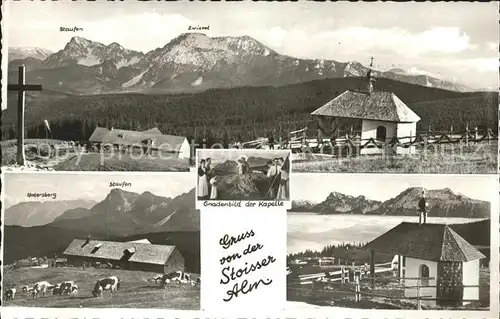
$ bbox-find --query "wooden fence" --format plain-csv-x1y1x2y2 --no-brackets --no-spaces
242,126,497,154
293,261,394,285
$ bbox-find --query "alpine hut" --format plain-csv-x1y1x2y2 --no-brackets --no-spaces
88,127,190,159
364,220,485,307
63,239,185,273
311,60,421,155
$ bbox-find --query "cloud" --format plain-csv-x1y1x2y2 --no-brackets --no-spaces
312,27,474,57
486,41,498,51
265,27,287,48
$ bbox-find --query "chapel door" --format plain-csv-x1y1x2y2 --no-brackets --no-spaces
376,126,387,142
436,261,463,307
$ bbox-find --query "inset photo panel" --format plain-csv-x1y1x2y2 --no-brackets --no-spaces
2,172,200,310
195,149,292,209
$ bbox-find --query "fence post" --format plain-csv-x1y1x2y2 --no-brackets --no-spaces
474,127,479,141
354,273,360,303
416,278,421,310
341,266,345,287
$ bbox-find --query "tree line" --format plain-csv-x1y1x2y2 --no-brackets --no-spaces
2,77,497,144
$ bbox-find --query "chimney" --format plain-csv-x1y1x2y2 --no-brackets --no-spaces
83,235,91,246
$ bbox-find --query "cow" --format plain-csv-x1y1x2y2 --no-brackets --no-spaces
5,288,16,301
92,276,120,298
160,271,184,288
151,274,163,284
196,277,201,285
32,281,51,299
21,286,29,293
52,284,62,296
60,281,76,295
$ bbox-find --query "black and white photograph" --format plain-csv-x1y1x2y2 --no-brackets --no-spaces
2,2,497,173
2,173,200,309
286,174,496,311
196,149,291,201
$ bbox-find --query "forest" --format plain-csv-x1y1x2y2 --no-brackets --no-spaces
2,76,497,146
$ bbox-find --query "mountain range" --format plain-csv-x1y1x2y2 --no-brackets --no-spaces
8,46,53,62
4,199,97,227
8,33,474,95
289,187,490,218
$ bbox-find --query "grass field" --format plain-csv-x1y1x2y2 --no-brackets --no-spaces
1,139,191,172
3,267,200,309
292,143,497,174
54,153,190,172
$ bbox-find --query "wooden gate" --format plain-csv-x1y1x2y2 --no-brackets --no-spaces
436,261,463,307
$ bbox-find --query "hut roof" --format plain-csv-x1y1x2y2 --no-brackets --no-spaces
142,127,162,135
88,127,110,142
63,239,177,265
311,90,421,123
89,127,187,151
364,222,484,262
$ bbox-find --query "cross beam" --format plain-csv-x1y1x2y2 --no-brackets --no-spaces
7,65,43,165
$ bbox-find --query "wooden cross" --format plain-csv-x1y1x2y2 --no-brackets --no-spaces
370,56,374,67
7,65,43,165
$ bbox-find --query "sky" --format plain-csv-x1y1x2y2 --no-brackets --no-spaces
292,174,498,203
3,172,195,208
4,1,498,89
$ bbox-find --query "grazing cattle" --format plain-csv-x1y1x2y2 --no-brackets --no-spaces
52,284,62,296
151,274,163,283
60,281,76,295
196,277,201,285
160,271,185,287
71,285,79,294
92,276,120,298
5,288,16,301
21,286,29,293
32,281,51,299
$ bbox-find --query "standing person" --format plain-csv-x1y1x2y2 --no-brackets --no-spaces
237,158,244,175
197,159,209,200
268,131,275,150
209,176,218,200
241,155,250,174
206,158,212,195
277,157,290,200
267,158,280,199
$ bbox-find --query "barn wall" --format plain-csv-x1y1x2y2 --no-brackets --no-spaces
164,248,186,274
360,120,397,155
404,257,438,307
129,262,165,273
66,255,112,267
462,259,480,304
